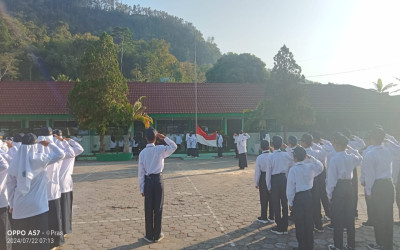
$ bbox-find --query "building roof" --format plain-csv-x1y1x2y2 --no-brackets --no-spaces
0,81,398,115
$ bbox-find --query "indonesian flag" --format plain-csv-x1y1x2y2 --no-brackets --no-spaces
196,126,217,147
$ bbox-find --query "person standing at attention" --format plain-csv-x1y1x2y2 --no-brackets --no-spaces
237,131,250,169
138,128,177,243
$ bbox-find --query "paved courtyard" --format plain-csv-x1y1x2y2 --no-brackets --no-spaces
60,156,400,250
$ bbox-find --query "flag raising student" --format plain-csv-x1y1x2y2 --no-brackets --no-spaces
287,146,323,250
237,131,250,169
217,131,223,157
267,135,293,235
0,152,10,250
254,140,274,223
362,127,397,250
138,128,177,243
327,133,362,250
53,129,84,236
8,133,65,250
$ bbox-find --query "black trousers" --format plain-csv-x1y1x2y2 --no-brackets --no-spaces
396,174,400,218
271,173,288,231
352,168,358,217
12,212,49,250
332,180,355,249
259,172,274,220
371,179,394,250
144,174,164,240
218,147,223,157
312,170,330,228
294,190,314,250
365,189,373,222
48,199,65,248
0,206,11,250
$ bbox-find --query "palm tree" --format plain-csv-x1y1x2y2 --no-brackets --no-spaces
372,78,399,94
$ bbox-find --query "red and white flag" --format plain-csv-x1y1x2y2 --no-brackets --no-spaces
196,126,217,147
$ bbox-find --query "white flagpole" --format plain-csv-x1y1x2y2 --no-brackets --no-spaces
194,40,198,134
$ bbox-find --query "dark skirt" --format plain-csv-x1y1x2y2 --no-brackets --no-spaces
0,206,11,250
218,147,223,157
61,191,73,234
48,199,65,248
12,212,49,250
238,153,247,168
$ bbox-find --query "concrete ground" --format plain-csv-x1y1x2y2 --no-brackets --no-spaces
59,156,400,250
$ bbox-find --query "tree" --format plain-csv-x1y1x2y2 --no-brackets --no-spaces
245,45,314,138
205,53,269,83
67,32,129,154
0,53,19,81
372,78,399,94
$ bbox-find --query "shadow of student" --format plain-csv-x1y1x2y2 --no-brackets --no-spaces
108,238,153,250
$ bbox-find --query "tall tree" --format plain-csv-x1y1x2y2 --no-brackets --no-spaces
246,45,314,137
206,53,269,83
67,32,128,153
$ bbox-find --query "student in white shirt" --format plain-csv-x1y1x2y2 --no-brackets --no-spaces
301,133,329,233
362,127,397,250
118,139,124,152
254,140,274,224
0,149,11,250
233,132,239,158
37,127,67,248
327,133,362,250
138,128,177,243
217,132,223,158
175,133,183,152
185,132,190,156
267,135,293,235
287,146,323,250
8,133,65,250
53,130,84,236
237,131,250,169
110,135,116,152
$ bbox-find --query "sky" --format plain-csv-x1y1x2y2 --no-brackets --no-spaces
126,0,400,91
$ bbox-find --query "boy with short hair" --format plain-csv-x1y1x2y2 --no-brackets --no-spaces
254,140,274,223
287,146,323,250
138,128,177,243
327,133,362,250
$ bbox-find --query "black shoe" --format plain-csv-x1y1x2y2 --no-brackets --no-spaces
367,244,382,250
257,217,269,224
362,220,373,227
271,226,287,235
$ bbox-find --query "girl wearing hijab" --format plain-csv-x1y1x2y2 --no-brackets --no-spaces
8,133,65,250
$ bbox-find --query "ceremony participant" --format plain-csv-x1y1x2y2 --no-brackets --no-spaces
217,131,223,157
287,147,323,250
301,133,329,233
185,131,191,156
267,135,293,234
8,133,65,250
118,138,124,152
342,128,365,219
175,133,182,152
360,133,375,227
0,151,10,250
54,130,84,236
138,128,177,243
237,131,250,169
254,140,274,223
233,132,239,158
110,135,116,152
37,127,66,248
327,133,362,250
132,135,140,160
362,127,397,250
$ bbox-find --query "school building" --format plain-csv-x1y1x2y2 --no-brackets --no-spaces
1,81,399,153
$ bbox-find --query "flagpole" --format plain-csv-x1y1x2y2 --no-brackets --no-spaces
194,39,198,134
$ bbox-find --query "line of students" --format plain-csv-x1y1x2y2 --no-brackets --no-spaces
0,127,83,250
255,127,400,250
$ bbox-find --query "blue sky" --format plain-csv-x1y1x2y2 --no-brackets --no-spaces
127,0,400,90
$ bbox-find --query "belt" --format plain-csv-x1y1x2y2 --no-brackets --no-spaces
272,173,285,176
337,179,352,184
145,173,161,179
260,171,266,174
296,189,312,195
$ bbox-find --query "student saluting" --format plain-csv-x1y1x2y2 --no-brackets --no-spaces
287,146,323,250
138,128,177,243
327,133,362,250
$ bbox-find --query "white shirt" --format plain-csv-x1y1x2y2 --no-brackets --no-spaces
175,135,182,145
138,137,177,193
264,134,270,143
59,139,84,193
254,151,270,187
326,150,362,199
188,135,197,149
233,135,238,144
266,149,294,191
361,144,396,196
0,154,9,208
360,145,374,186
217,134,223,148
348,136,366,151
110,140,116,149
305,147,327,167
286,156,324,206
237,134,250,154
8,143,65,219
118,140,124,147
